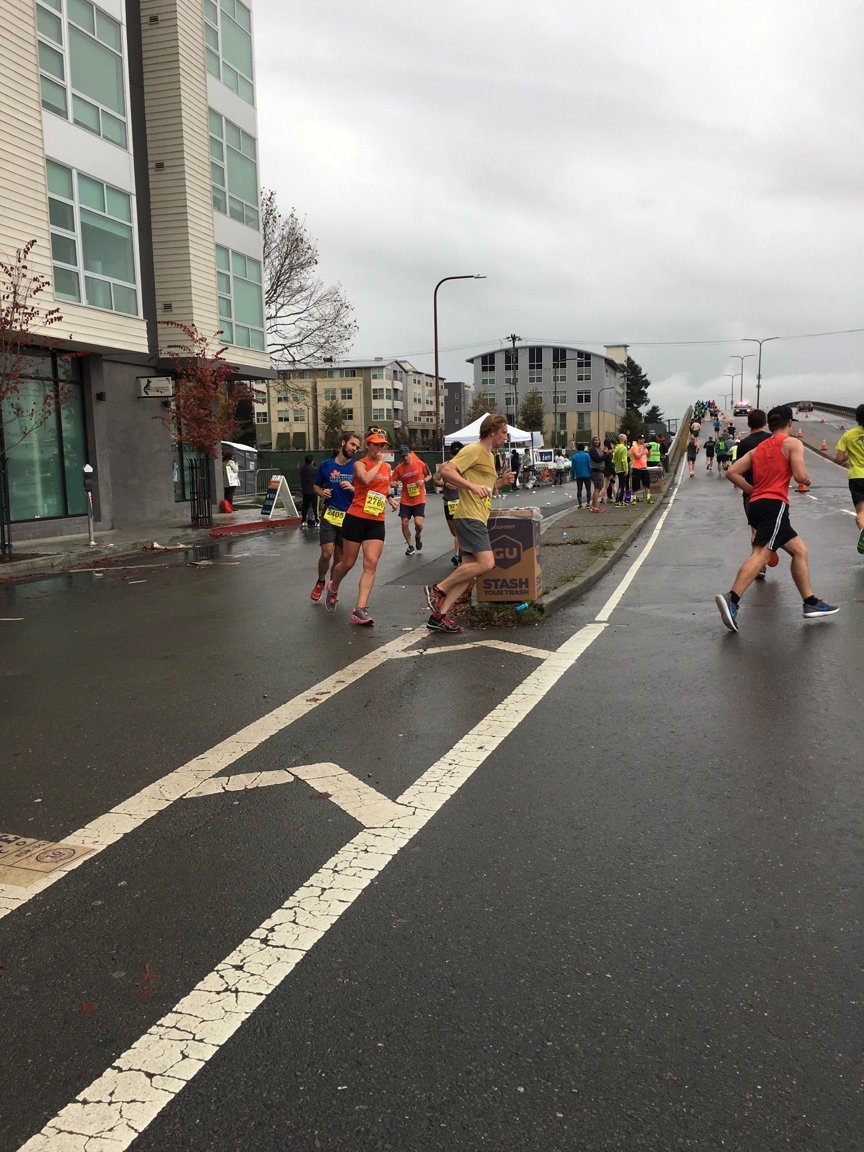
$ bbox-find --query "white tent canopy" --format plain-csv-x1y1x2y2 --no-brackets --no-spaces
444,414,532,445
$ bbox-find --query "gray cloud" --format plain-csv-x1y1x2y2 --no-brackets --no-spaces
254,0,864,417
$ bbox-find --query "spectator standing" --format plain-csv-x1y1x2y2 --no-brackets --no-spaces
629,434,653,503
222,450,239,511
571,443,591,507
612,433,630,504
299,454,318,527
588,436,606,511
510,447,522,490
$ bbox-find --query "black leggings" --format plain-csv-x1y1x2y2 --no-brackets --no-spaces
575,477,591,503
301,493,317,523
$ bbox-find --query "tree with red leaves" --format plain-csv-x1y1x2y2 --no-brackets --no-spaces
160,321,239,456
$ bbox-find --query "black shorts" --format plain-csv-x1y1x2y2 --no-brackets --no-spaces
849,478,864,507
318,517,343,547
442,496,459,522
632,469,650,491
341,513,385,544
399,503,426,519
746,498,798,550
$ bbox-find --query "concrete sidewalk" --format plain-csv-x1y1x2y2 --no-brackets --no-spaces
0,505,300,582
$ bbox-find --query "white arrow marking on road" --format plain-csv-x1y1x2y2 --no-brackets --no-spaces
183,770,296,797
16,620,608,1152
183,764,405,829
0,629,427,920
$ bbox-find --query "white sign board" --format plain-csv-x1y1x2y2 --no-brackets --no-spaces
138,376,175,399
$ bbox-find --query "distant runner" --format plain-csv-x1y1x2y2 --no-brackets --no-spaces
833,403,864,554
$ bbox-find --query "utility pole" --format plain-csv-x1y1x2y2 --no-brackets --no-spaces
506,333,521,423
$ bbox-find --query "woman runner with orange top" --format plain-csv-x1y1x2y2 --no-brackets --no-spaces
325,429,398,625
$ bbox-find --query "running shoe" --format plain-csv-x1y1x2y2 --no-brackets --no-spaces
451,554,461,568
415,535,423,551
715,593,739,633
427,613,463,634
858,527,864,554
351,606,374,626
310,578,326,602
802,599,839,619
324,582,338,612
405,545,416,556
755,566,767,581
424,583,444,613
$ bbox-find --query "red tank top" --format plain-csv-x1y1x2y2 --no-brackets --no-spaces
751,434,791,503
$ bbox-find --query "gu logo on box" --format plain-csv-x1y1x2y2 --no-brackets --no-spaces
493,533,523,569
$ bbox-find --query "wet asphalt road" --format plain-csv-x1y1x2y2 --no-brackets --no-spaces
2,437,863,1152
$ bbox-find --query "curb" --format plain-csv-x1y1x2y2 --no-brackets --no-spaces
535,487,668,617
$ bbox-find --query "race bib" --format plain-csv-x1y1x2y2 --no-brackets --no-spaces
406,482,421,498
363,491,386,517
323,507,345,527
447,500,459,516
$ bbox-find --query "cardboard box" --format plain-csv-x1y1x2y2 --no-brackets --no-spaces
648,466,664,493
476,508,543,603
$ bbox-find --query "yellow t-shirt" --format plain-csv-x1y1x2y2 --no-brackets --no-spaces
836,426,864,479
451,442,496,524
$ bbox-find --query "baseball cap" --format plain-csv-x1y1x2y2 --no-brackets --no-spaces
365,430,389,446
397,446,409,456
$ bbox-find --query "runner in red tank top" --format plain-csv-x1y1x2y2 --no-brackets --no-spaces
713,405,838,632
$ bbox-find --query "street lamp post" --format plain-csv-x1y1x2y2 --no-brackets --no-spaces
721,391,734,410
728,354,754,402
742,337,780,410
505,333,521,425
723,376,737,411
433,274,485,450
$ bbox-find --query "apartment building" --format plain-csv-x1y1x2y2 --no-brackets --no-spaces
0,0,272,539
259,359,443,449
465,344,626,446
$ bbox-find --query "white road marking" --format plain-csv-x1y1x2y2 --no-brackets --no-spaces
0,617,24,621
17,621,607,1152
0,628,426,920
15,500,679,1150
392,638,551,660
183,770,296,797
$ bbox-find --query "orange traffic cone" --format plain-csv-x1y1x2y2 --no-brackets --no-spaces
820,439,828,451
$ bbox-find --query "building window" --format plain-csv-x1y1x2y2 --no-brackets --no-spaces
371,407,386,421
275,391,288,402
371,367,384,379
37,0,128,148
204,0,254,105
215,245,265,350
372,387,385,400
277,410,289,422
504,395,514,409
292,410,304,422
504,348,517,386
340,388,353,400
322,388,336,401
479,392,496,409
529,346,543,385
47,160,138,314
575,352,591,381
553,391,566,405
2,352,86,522
208,109,259,229
342,408,353,421
576,411,592,431
342,369,357,378
575,389,591,404
255,411,268,424
552,347,567,385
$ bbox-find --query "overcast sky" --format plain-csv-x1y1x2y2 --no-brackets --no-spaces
254,0,864,420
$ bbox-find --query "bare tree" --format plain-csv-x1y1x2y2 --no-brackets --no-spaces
262,190,357,368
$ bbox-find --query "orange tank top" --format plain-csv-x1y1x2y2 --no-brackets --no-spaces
348,460,392,520
751,435,791,504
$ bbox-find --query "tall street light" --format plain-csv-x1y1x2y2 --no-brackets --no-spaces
728,353,754,402
723,375,737,410
433,274,486,450
742,337,780,410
